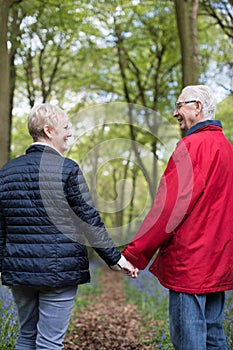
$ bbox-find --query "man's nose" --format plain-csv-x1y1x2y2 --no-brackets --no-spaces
173,109,179,118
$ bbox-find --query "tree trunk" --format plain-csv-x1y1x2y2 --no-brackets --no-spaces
174,0,199,87
0,0,11,166
114,20,157,202
9,6,25,157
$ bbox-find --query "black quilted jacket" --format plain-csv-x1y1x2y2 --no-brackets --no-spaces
0,144,121,287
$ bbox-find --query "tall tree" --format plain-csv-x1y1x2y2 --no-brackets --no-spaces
174,0,199,87
0,0,11,166
8,5,25,155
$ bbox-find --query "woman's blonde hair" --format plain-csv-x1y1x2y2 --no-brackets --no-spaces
28,103,66,141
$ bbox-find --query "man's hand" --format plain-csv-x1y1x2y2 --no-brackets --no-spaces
123,260,139,278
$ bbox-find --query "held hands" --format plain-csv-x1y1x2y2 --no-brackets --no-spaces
123,260,139,278
110,255,139,278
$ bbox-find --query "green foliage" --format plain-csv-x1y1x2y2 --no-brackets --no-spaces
11,113,31,159
217,95,233,144
8,0,233,236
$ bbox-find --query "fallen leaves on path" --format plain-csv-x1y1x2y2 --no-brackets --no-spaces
64,266,155,349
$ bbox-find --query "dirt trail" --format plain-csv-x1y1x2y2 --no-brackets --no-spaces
64,266,154,350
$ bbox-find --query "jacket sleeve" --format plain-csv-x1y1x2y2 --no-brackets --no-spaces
123,139,206,269
65,163,121,266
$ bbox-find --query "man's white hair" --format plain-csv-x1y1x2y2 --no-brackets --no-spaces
182,85,216,120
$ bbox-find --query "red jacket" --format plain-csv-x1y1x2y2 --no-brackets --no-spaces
123,121,233,293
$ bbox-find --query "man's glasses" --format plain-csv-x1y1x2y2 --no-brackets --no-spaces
175,100,197,109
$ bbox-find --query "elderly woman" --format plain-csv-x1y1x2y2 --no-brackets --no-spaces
0,103,137,350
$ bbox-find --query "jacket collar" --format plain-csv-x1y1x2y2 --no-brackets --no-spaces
26,143,63,157
186,120,222,136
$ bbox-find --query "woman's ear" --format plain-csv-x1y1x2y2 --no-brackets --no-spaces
43,125,53,139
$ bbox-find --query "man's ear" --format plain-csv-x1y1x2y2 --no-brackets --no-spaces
195,100,202,113
43,125,53,139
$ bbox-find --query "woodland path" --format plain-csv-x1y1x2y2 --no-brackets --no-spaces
64,266,155,350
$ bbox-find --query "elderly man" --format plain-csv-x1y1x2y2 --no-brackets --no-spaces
123,85,233,350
